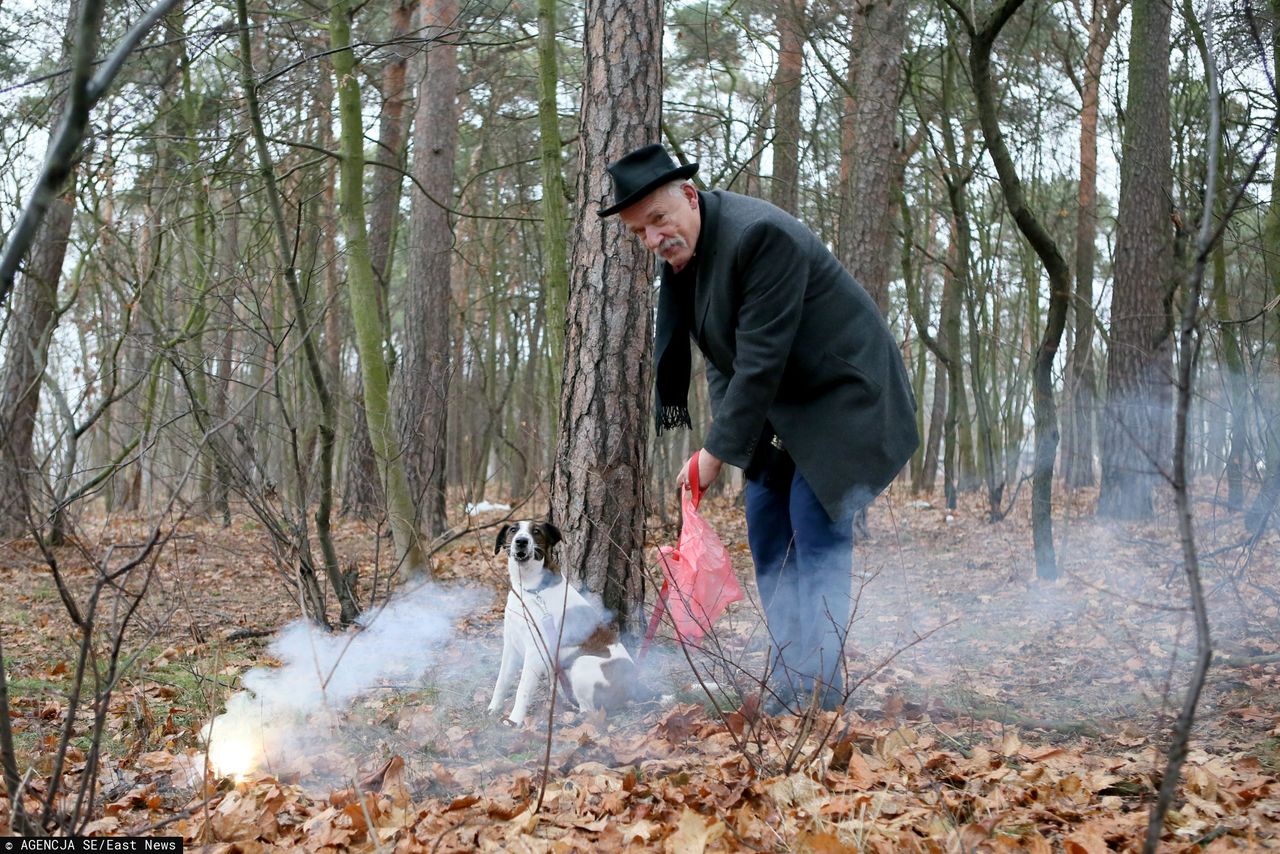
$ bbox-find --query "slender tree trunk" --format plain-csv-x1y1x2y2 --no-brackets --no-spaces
343,1,410,520
962,0,1073,578
209,178,243,527
923,353,946,495
397,0,459,539
0,220,64,535
330,0,427,575
901,188,930,490
1062,0,1119,489
941,235,963,510
1098,0,1174,521
368,0,413,294
0,0,86,536
839,0,905,313
1212,235,1246,509
936,57,1003,519
237,0,357,623
901,185,947,498
551,0,663,627
770,0,805,214
537,0,570,393
1246,0,1280,532
173,5,222,518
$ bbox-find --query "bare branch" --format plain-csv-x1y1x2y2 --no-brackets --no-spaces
0,0,184,309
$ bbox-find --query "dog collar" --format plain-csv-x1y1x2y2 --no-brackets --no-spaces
526,569,558,594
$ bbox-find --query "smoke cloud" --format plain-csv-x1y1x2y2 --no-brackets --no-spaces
203,582,482,782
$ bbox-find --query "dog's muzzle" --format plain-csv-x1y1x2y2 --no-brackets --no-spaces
511,538,534,561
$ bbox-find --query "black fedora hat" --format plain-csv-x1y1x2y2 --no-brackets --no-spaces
598,143,699,217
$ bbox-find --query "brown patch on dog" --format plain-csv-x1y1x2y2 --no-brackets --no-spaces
531,522,562,571
588,657,637,710
577,623,617,657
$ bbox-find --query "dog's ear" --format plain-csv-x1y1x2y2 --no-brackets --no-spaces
494,524,511,555
541,522,562,550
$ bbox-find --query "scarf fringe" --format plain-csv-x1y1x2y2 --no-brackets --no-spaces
657,405,692,434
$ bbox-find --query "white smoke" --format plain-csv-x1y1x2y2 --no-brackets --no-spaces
203,582,482,781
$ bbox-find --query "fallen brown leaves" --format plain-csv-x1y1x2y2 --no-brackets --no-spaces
18,701,1271,851
3,491,1280,850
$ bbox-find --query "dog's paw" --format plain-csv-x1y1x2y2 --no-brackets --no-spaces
485,701,503,717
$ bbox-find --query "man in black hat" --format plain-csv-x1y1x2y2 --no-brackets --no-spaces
601,143,918,714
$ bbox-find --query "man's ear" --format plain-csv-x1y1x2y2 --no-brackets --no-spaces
682,182,699,209
494,525,511,555
541,522,562,550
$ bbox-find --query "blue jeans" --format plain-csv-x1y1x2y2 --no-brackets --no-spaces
745,459,856,706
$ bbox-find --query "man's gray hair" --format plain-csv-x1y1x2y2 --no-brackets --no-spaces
664,179,694,198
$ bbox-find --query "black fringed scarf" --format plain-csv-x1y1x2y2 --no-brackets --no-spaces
654,261,695,434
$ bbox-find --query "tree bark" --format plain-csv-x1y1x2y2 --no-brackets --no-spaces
1098,0,1174,520
551,0,663,627
396,0,459,539
838,0,905,314
0,210,65,535
0,0,86,536
1245,0,1280,533
1062,0,1120,490
537,0,571,393
770,0,805,214
330,0,428,575
343,1,411,520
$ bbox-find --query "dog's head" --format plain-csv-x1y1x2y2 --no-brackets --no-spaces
494,520,562,567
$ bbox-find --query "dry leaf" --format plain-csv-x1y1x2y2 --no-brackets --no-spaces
1062,829,1109,854
663,807,725,854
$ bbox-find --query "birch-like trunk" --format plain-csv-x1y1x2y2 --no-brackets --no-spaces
329,0,428,575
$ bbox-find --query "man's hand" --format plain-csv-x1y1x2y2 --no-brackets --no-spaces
676,449,722,493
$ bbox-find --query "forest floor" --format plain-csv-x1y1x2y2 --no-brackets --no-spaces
2,483,1279,851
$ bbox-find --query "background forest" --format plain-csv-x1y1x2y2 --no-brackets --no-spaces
2,0,1280,848
2,0,1279,600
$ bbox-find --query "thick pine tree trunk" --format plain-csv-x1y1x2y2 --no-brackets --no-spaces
396,0,459,539
1098,0,1174,521
550,0,663,627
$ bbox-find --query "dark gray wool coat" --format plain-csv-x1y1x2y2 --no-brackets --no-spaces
670,189,919,520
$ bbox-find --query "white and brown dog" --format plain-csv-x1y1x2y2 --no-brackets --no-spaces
488,521,637,725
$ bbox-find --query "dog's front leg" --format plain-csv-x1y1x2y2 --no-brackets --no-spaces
507,651,550,726
487,609,521,716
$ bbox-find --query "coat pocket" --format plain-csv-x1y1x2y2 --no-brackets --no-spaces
822,350,883,402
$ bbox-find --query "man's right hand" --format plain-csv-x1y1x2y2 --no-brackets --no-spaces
676,449,722,493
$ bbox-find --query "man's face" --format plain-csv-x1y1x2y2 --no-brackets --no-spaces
618,183,700,271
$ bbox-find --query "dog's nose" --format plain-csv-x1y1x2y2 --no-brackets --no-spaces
511,536,532,557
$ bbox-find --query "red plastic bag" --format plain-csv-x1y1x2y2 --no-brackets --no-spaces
642,451,744,653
